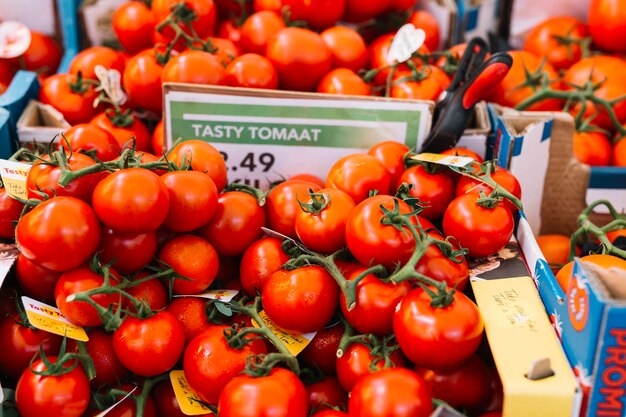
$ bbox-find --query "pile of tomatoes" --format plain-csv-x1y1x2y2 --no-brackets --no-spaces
0,125,524,417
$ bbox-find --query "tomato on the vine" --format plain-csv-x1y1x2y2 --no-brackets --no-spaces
523,17,588,70
455,166,522,214
98,227,158,275
15,31,62,76
416,231,469,291
240,236,291,296
160,170,218,232
390,66,450,101
169,140,228,191
113,1,156,54
306,376,348,411
166,297,213,345
302,323,344,374
336,342,406,392
125,274,169,312
367,141,409,187
225,53,279,89
162,49,226,85
397,164,455,221
152,0,217,42
317,68,371,96
573,130,612,166
90,111,152,152
123,49,165,115
589,0,626,53
342,0,392,23
265,179,321,238
39,74,99,125
159,234,219,294
239,10,285,55
58,124,119,162
321,26,368,72
69,46,126,80
15,253,60,303
326,154,391,204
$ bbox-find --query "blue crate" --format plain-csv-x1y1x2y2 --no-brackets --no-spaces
0,108,15,159
57,0,81,72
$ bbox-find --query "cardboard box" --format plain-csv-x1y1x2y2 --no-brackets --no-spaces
16,100,71,145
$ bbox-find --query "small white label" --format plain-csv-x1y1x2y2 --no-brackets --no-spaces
0,21,31,58
94,65,128,107
410,153,475,167
387,24,426,63
173,289,239,302
93,386,137,417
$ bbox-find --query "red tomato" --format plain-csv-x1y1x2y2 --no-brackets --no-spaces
416,354,491,411
336,342,406,392
279,0,345,30
302,323,344,374
15,253,61,303
152,119,165,156
367,141,409,187
104,384,158,417
306,376,348,411
0,313,62,379
92,167,170,233
16,31,62,75
166,297,213,345
225,53,279,89
266,27,333,92
394,287,484,370
91,111,152,152
113,310,185,376
160,170,218,232
562,56,626,131
240,236,291,296
153,380,209,417
589,0,626,53
39,73,99,125
199,191,267,256
207,37,239,66
219,368,309,417
113,1,156,54
486,50,562,112
262,265,339,333
340,267,411,336
58,124,119,161
390,66,450,101
184,325,267,404
407,11,440,52
240,11,286,55
326,154,391,203
169,140,228,191
16,197,101,272
312,411,349,417
217,18,243,52
321,26,368,71
291,173,326,188
98,227,158,275
455,166,523,213
15,356,90,417
443,193,514,258
55,265,121,327
152,0,217,42
159,235,219,294
67,329,128,388
317,68,371,96
162,49,226,85
573,130,612,166
123,49,164,115
0,186,23,239
397,164,455,220
523,17,588,70
295,188,356,254
69,47,126,80
342,0,392,22
348,368,432,417
125,274,169,312
265,179,321,238
416,231,469,291
369,33,428,86
613,136,626,166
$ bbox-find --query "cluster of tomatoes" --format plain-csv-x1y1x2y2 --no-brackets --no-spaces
0,121,524,417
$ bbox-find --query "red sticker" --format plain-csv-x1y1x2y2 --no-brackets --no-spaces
0,21,31,58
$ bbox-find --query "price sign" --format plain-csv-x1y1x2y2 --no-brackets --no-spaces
164,85,432,190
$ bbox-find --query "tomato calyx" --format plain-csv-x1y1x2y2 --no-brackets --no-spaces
336,318,402,371
29,336,96,379
93,375,169,417
571,199,626,261
68,71,98,95
105,107,135,129
297,188,331,215
454,161,524,211
395,183,429,213
225,182,267,206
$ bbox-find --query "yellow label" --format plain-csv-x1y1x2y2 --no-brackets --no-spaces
0,159,31,199
410,153,474,167
21,296,89,342
169,370,213,416
471,277,579,417
251,310,316,356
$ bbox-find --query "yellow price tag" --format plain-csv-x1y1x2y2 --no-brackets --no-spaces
252,310,316,356
169,370,213,416
0,159,31,200
21,296,89,342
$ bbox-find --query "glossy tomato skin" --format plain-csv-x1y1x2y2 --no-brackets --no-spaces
312,411,349,417
416,232,469,291
200,191,267,256
397,164,455,221
169,140,228,191
123,49,164,114
348,367,432,417
91,111,152,152
98,227,158,275
415,354,491,411
92,167,170,234
58,124,120,161
225,53,279,89
39,74,99,125
16,197,101,272
306,376,348,411
240,236,291,296
166,297,213,345
113,1,156,54
218,368,309,417
455,166,522,214
390,66,450,101
443,193,515,258
69,46,126,80
15,253,61,303
279,0,345,30
589,0,626,53
317,68,371,96
240,11,286,55
16,356,90,417
125,274,169,312
113,310,185,377
302,323,344,374
295,188,356,254
0,186,23,239
265,180,322,238
152,0,216,42
326,154,391,204
523,17,588,70
158,234,219,294
55,266,121,327
184,325,268,404
161,170,218,232
162,50,226,85
262,265,339,333
340,267,411,336
266,27,333,92
0,314,62,379
394,287,484,370
336,342,406,392
367,141,409,187
321,26,368,71
15,31,62,75
573,130,612,166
